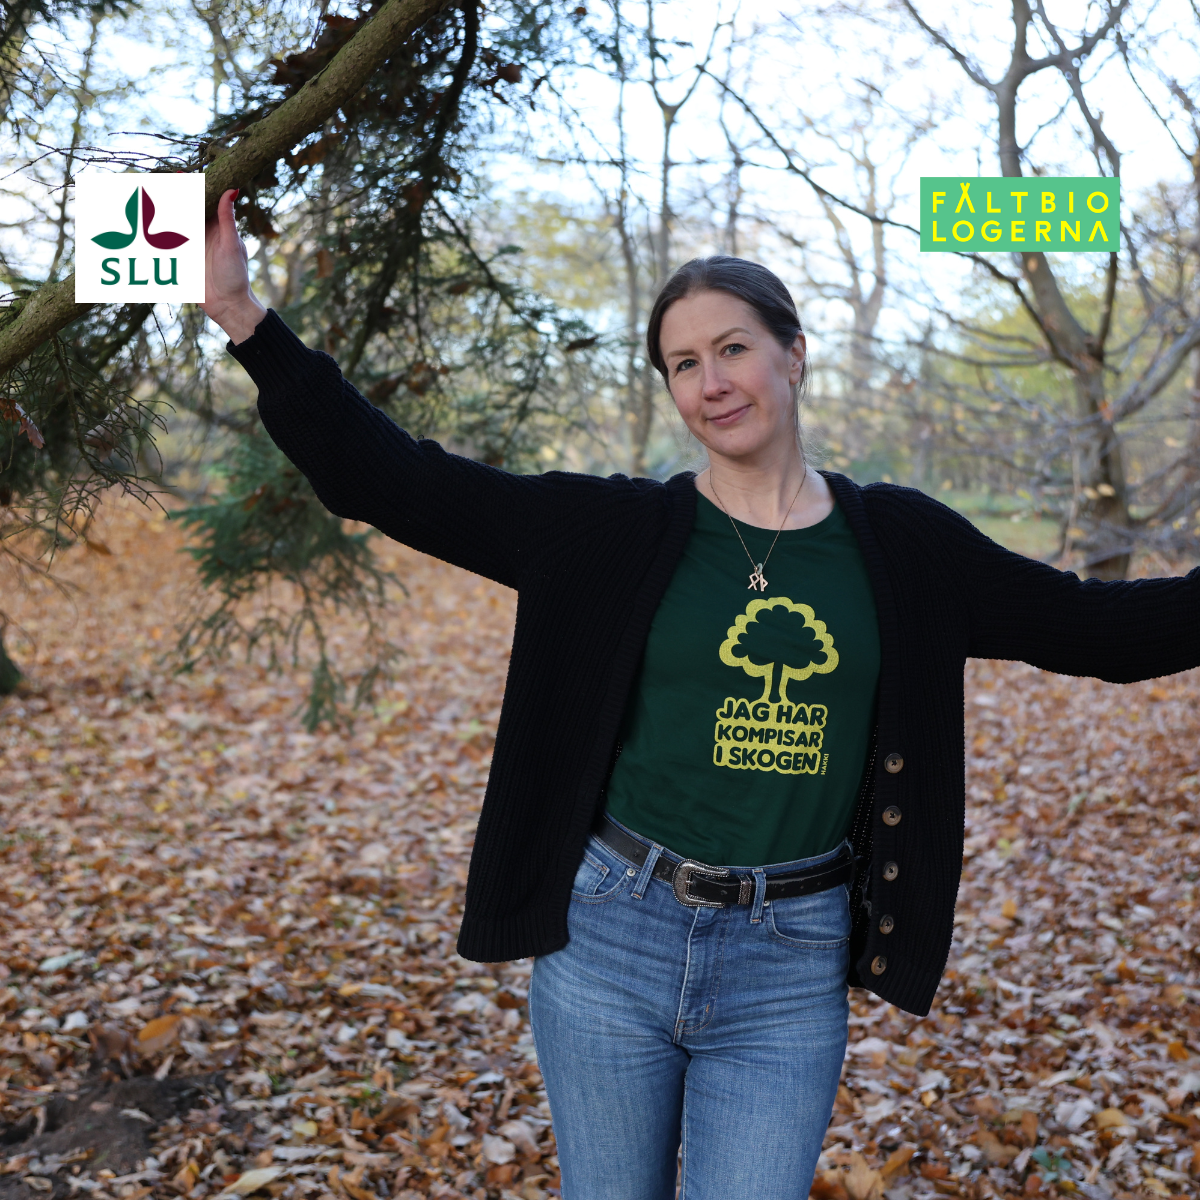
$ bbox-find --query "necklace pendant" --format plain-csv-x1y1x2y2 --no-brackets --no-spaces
748,564,768,591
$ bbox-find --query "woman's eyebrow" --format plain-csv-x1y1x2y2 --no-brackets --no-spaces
710,326,753,344
665,327,754,360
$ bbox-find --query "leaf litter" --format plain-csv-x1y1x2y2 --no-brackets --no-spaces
2,499,1199,1200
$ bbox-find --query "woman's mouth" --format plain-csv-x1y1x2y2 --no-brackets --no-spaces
708,403,751,427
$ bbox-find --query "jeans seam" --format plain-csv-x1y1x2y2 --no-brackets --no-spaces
632,842,662,900
570,838,637,903
679,1076,690,1200
573,848,609,895
766,931,850,948
680,910,727,1037
569,875,633,904
766,885,852,945
673,906,701,1044
750,867,766,924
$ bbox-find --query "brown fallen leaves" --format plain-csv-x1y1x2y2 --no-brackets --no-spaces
2,498,1200,1200
1,500,550,1200
817,659,1200,1200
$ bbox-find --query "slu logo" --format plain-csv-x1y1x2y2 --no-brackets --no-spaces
74,172,203,304
91,186,189,287
93,187,189,250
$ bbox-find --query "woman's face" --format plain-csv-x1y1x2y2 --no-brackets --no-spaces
659,289,806,465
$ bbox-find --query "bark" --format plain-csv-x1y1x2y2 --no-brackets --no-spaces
613,135,653,475
723,135,743,257
607,36,654,479
1180,344,1200,516
0,625,20,694
0,0,454,377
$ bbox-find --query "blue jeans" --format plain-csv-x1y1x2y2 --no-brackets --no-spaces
529,818,851,1200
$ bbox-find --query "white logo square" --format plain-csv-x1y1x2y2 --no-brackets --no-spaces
74,173,205,303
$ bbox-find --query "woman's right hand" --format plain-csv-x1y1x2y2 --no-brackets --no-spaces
202,188,267,345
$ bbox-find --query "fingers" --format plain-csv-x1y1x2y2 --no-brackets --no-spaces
218,189,239,240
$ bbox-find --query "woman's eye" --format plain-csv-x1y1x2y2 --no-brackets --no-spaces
674,357,697,373
723,342,747,356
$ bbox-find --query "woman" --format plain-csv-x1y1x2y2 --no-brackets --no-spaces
203,188,1200,1198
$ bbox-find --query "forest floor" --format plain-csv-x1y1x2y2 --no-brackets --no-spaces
2,500,1200,1200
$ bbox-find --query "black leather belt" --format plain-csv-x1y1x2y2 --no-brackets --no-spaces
592,812,855,908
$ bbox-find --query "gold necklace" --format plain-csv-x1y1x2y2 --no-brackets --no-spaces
708,466,807,592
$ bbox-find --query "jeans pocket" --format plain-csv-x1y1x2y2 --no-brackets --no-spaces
767,883,851,947
570,840,632,901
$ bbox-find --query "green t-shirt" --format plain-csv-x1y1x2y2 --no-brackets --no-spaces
604,493,880,867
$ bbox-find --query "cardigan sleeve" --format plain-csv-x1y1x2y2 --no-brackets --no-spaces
900,489,1200,683
229,310,604,590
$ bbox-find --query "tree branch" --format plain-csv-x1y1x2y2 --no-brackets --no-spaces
0,0,454,376
897,1,995,92
1113,31,1194,164
1033,0,1126,177
702,69,922,235
709,69,1067,360
1113,314,1200,422
1095,251,1118,355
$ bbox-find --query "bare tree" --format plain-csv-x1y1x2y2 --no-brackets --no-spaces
597,0,723,476
189,0,259,121
603,0,657,476
900,0,1200,578
645,0,715,284
718,117,745,257
792,83,915,408
1111,10,1200,545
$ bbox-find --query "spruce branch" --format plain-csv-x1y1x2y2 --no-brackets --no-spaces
0,0,454,376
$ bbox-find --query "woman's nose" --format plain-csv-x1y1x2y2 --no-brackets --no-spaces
701,362,730,399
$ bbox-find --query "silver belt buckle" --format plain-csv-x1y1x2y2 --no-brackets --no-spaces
671,860,731,908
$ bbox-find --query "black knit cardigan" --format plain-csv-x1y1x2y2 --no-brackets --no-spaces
231,310,1200,1016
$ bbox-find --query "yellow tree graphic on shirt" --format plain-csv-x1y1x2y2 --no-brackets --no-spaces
713,598,838,776
719,597,838,704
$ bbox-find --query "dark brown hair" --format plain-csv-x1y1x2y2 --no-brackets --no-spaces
646,256,807,392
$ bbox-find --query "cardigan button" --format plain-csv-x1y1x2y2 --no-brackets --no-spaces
882,806,901,826
884,753,904,774
871,955,887,975
879,914,895,935
882,861,899,882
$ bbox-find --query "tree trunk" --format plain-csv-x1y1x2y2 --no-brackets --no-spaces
0,627,21,695
1190,347,1200,459
619,206,653,477
1073,362,1130,579
629,367,655,477
991,1,1132,578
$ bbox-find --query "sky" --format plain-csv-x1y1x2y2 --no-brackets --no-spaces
6,0,1198,364
501,0,1192,344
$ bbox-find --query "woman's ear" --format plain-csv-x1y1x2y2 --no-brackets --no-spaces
789,332,807,386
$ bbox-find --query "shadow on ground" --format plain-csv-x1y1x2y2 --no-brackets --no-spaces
0,1074,227,1200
